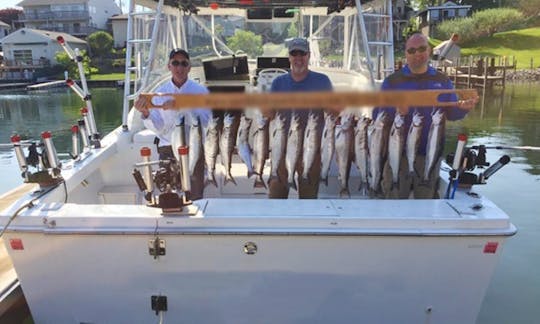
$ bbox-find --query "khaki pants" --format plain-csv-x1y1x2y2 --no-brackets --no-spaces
268,150,321,199
381,155,441,199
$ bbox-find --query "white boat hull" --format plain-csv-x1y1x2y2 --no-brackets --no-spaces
2,195,514,323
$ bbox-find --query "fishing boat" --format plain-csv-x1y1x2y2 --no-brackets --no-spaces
0,1,515,323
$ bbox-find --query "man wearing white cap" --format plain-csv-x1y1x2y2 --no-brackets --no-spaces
269,37,333,199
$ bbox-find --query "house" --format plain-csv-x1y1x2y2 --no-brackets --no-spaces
0,28,87,79
416,1,472,36
392,0,415,43
0,20,11,38
110,14,127,48
15,0,121,38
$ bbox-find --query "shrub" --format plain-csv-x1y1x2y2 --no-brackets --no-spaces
435,8,524,44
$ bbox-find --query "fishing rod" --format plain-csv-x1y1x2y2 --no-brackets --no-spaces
470,145,540,152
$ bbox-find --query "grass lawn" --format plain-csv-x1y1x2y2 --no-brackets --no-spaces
89,72,126,81
454,27,540,69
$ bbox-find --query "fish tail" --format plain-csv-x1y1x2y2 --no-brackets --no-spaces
223,173,237,186
288,179,298,191
204,174,218,188
320,176,328,186
254,175,267,189
339,188,350,198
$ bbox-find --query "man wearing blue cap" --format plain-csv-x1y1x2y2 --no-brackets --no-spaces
269,37,333,199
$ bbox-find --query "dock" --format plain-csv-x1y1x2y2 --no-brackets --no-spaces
26,80,66,90
437,56,514,89
0,83,31,91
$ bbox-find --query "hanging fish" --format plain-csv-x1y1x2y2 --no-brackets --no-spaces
188,115,203,177
219,112,237,186
354,116,371,194
320,112,337,186
236,113,255,178
252,113,269,188
334,113,354,198
268,112,287,185
367,111,388,194
406,111,424,179
204,115,220,188
387,113,406,190
285,112,303,191
423,109,445,183
301,111,322,184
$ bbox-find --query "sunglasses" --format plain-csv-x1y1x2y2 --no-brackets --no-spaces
289,50,308,57
170,60,190,67
406,46,428,55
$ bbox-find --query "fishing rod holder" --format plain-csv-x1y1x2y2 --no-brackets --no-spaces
132,147,190,213
446,144,510,187
10,133,63,187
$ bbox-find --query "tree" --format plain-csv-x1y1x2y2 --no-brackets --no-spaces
517,0,540,17
87,31,114,58
55,50,94,78
226,30,263,58
0,8,23,28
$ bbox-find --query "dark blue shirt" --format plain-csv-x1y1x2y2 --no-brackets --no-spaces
271,70,333,129
372,65,468,155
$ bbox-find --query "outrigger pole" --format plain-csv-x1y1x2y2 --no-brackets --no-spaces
57,36,101,148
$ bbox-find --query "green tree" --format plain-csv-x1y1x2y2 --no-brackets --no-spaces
226,30,263,58
287,22,298,38
55,50,94,78
87,31,114,58
0,8,23,28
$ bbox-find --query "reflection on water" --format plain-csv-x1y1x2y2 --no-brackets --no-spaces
446,83,540,176
0,84,539,323
0,88,123,191
0,88,122,152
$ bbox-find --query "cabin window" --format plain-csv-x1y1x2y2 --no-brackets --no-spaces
13,50,33,65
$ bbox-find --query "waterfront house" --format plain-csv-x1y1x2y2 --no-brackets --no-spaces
15,0,121,39
416,1,472,36
0,20,11,38
110,14,127,49
0,28,87,79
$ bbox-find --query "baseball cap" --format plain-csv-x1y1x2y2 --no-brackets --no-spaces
169,48,190,60
288,38,310,53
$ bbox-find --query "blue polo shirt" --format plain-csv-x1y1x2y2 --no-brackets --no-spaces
271,70,333,129
372,65,468,155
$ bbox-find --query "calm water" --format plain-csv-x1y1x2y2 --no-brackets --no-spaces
0,84,539,323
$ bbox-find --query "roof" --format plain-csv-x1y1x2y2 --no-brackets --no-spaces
1,28,87,44
110,14,128,20
160,0,360,9
17,0,86,6
0,20,9,28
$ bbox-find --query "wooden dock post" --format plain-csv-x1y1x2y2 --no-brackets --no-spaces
483,57,489,90
468,56,473,88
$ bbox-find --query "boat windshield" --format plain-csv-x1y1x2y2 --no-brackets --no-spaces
129,1,392,92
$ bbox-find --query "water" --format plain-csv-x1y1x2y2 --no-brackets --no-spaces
0,84,539,323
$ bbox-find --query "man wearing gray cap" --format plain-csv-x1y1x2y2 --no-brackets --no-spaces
268,37,333,199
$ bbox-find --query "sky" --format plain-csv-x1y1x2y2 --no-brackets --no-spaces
0,0,127,12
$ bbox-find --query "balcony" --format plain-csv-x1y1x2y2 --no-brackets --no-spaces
1,58,51,69
18,10,90,22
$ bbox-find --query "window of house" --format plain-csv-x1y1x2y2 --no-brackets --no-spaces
13,50,33,65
